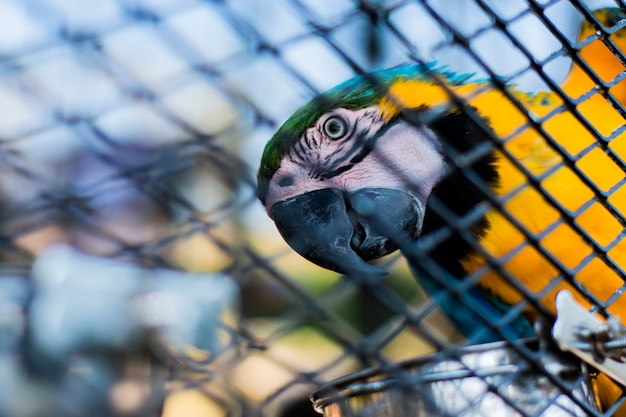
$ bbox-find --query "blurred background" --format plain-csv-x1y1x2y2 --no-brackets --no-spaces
0,0,621,416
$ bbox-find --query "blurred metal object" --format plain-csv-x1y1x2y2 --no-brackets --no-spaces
554,290,626,387
311,339,600,417
0,245,239,417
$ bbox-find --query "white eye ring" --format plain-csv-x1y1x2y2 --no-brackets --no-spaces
323,116,348,140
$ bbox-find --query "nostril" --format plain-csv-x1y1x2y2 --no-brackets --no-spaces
278,176,294,187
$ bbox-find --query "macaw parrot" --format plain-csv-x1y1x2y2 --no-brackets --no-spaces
258,6,626,414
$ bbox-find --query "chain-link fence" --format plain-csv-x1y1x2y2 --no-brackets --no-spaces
1,0,626,416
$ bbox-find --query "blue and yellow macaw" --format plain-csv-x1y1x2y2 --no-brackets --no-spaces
258,7,626,414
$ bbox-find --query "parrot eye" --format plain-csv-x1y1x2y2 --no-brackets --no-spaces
323,116,348,140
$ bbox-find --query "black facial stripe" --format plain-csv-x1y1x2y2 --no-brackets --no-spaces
288,126,328,168
292,138,308,162
320,129,370,179
321,116,401,180
310,130,319,148
285,109,390,182
330,109,389,167
327,126,370,166
303,129,312,149
349,117,400,165
329,111,376,163
316,112,374,177
322,140,352,168
304,129,318,150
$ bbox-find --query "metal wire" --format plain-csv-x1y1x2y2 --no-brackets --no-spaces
0,0,625,416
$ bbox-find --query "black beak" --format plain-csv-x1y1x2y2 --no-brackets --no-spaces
270,188,424,276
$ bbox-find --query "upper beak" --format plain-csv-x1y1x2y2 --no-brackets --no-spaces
270,188,424,276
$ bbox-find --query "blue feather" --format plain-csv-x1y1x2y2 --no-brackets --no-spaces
411,264,535,343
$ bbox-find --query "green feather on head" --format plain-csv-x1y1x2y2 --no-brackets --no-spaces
257,62,475,202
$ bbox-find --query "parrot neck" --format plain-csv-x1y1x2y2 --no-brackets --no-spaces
405,109,535,341
418,108,498,277
408,109,537,342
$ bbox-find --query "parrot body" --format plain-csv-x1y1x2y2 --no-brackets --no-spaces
258,7,626,414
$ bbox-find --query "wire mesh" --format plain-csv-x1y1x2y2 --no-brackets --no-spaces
1,0,626,416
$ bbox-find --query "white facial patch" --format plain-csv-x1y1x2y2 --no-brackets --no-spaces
264,105,447,213
348,122,447,206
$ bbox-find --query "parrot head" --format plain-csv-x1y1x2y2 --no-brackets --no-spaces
257,65,496,276
258,6,626,278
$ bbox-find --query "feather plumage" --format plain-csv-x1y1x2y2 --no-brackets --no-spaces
258,6,626,414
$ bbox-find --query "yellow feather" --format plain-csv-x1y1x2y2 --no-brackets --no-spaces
381,9,626,414
563,8,626,104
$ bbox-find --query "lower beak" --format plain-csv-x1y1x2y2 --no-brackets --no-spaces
270,188,424,276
